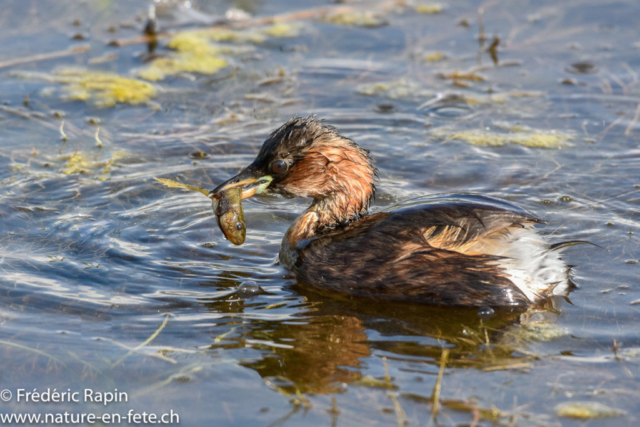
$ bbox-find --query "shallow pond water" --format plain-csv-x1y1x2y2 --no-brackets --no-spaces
0,0,639,425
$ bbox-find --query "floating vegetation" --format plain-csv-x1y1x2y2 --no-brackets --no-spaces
483,362,532,372
565,60,598,74
260,22,302,38
245,92,277,102
62,150,127,181
258,67,286,86
138,53,227,81
168,31,230,53
179,28,265,45
138,23,300,81
492,121,534,132
325,11,388,27
63,152,93,175
435,128,571,148
415,3,444,14
353,375,397,389
56,69,155,107
440,70,486,82
154,178,210,196
442,400,502,422
357,78,433,101
262,302,287,310
424,52,447,62
555,402,625,419
12,68,156,107
138,31,229,81
419,93,498,113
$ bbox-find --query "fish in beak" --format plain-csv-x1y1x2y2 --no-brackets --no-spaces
212,188,246,245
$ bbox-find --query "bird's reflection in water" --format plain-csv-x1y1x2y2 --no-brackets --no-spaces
199,280,565,395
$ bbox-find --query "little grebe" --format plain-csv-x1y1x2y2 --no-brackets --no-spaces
211,116,576,307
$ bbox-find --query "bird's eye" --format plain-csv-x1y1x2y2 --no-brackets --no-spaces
270,159,288,174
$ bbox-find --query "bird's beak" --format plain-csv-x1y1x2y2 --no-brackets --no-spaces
209,167,273,200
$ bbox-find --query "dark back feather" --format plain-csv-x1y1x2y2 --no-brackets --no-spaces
286,196,541,307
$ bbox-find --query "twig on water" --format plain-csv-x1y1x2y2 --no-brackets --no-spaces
390,392,408,427
0,45,90,70
431,348,450,419
328,395,340,427
383,355,391,382
477,7,486,65
508,396,518,427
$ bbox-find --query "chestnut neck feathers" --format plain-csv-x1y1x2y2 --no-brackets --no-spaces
260,117,377,238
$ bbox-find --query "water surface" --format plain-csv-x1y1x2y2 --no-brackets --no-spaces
0,0,639,425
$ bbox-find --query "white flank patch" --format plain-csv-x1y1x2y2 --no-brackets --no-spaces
484,226,569,302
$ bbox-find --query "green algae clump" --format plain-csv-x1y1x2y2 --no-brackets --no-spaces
139,53,227,81
357,78,433,101
62,151,128,181
424,52,446,62
137,23,302,81
200,28,266,43
168,31,220,55
442,130,570,148
416,3,444,14
260,22,302,38
353,375,397,389
50,69,156,107
325,12,387,27
556,402,625,419
138,31,229,81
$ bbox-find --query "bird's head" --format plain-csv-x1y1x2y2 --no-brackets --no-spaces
211,116,377,219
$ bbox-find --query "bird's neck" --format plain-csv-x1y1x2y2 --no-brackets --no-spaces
281,136,377,257
280,202,361,270
284,183,375,250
